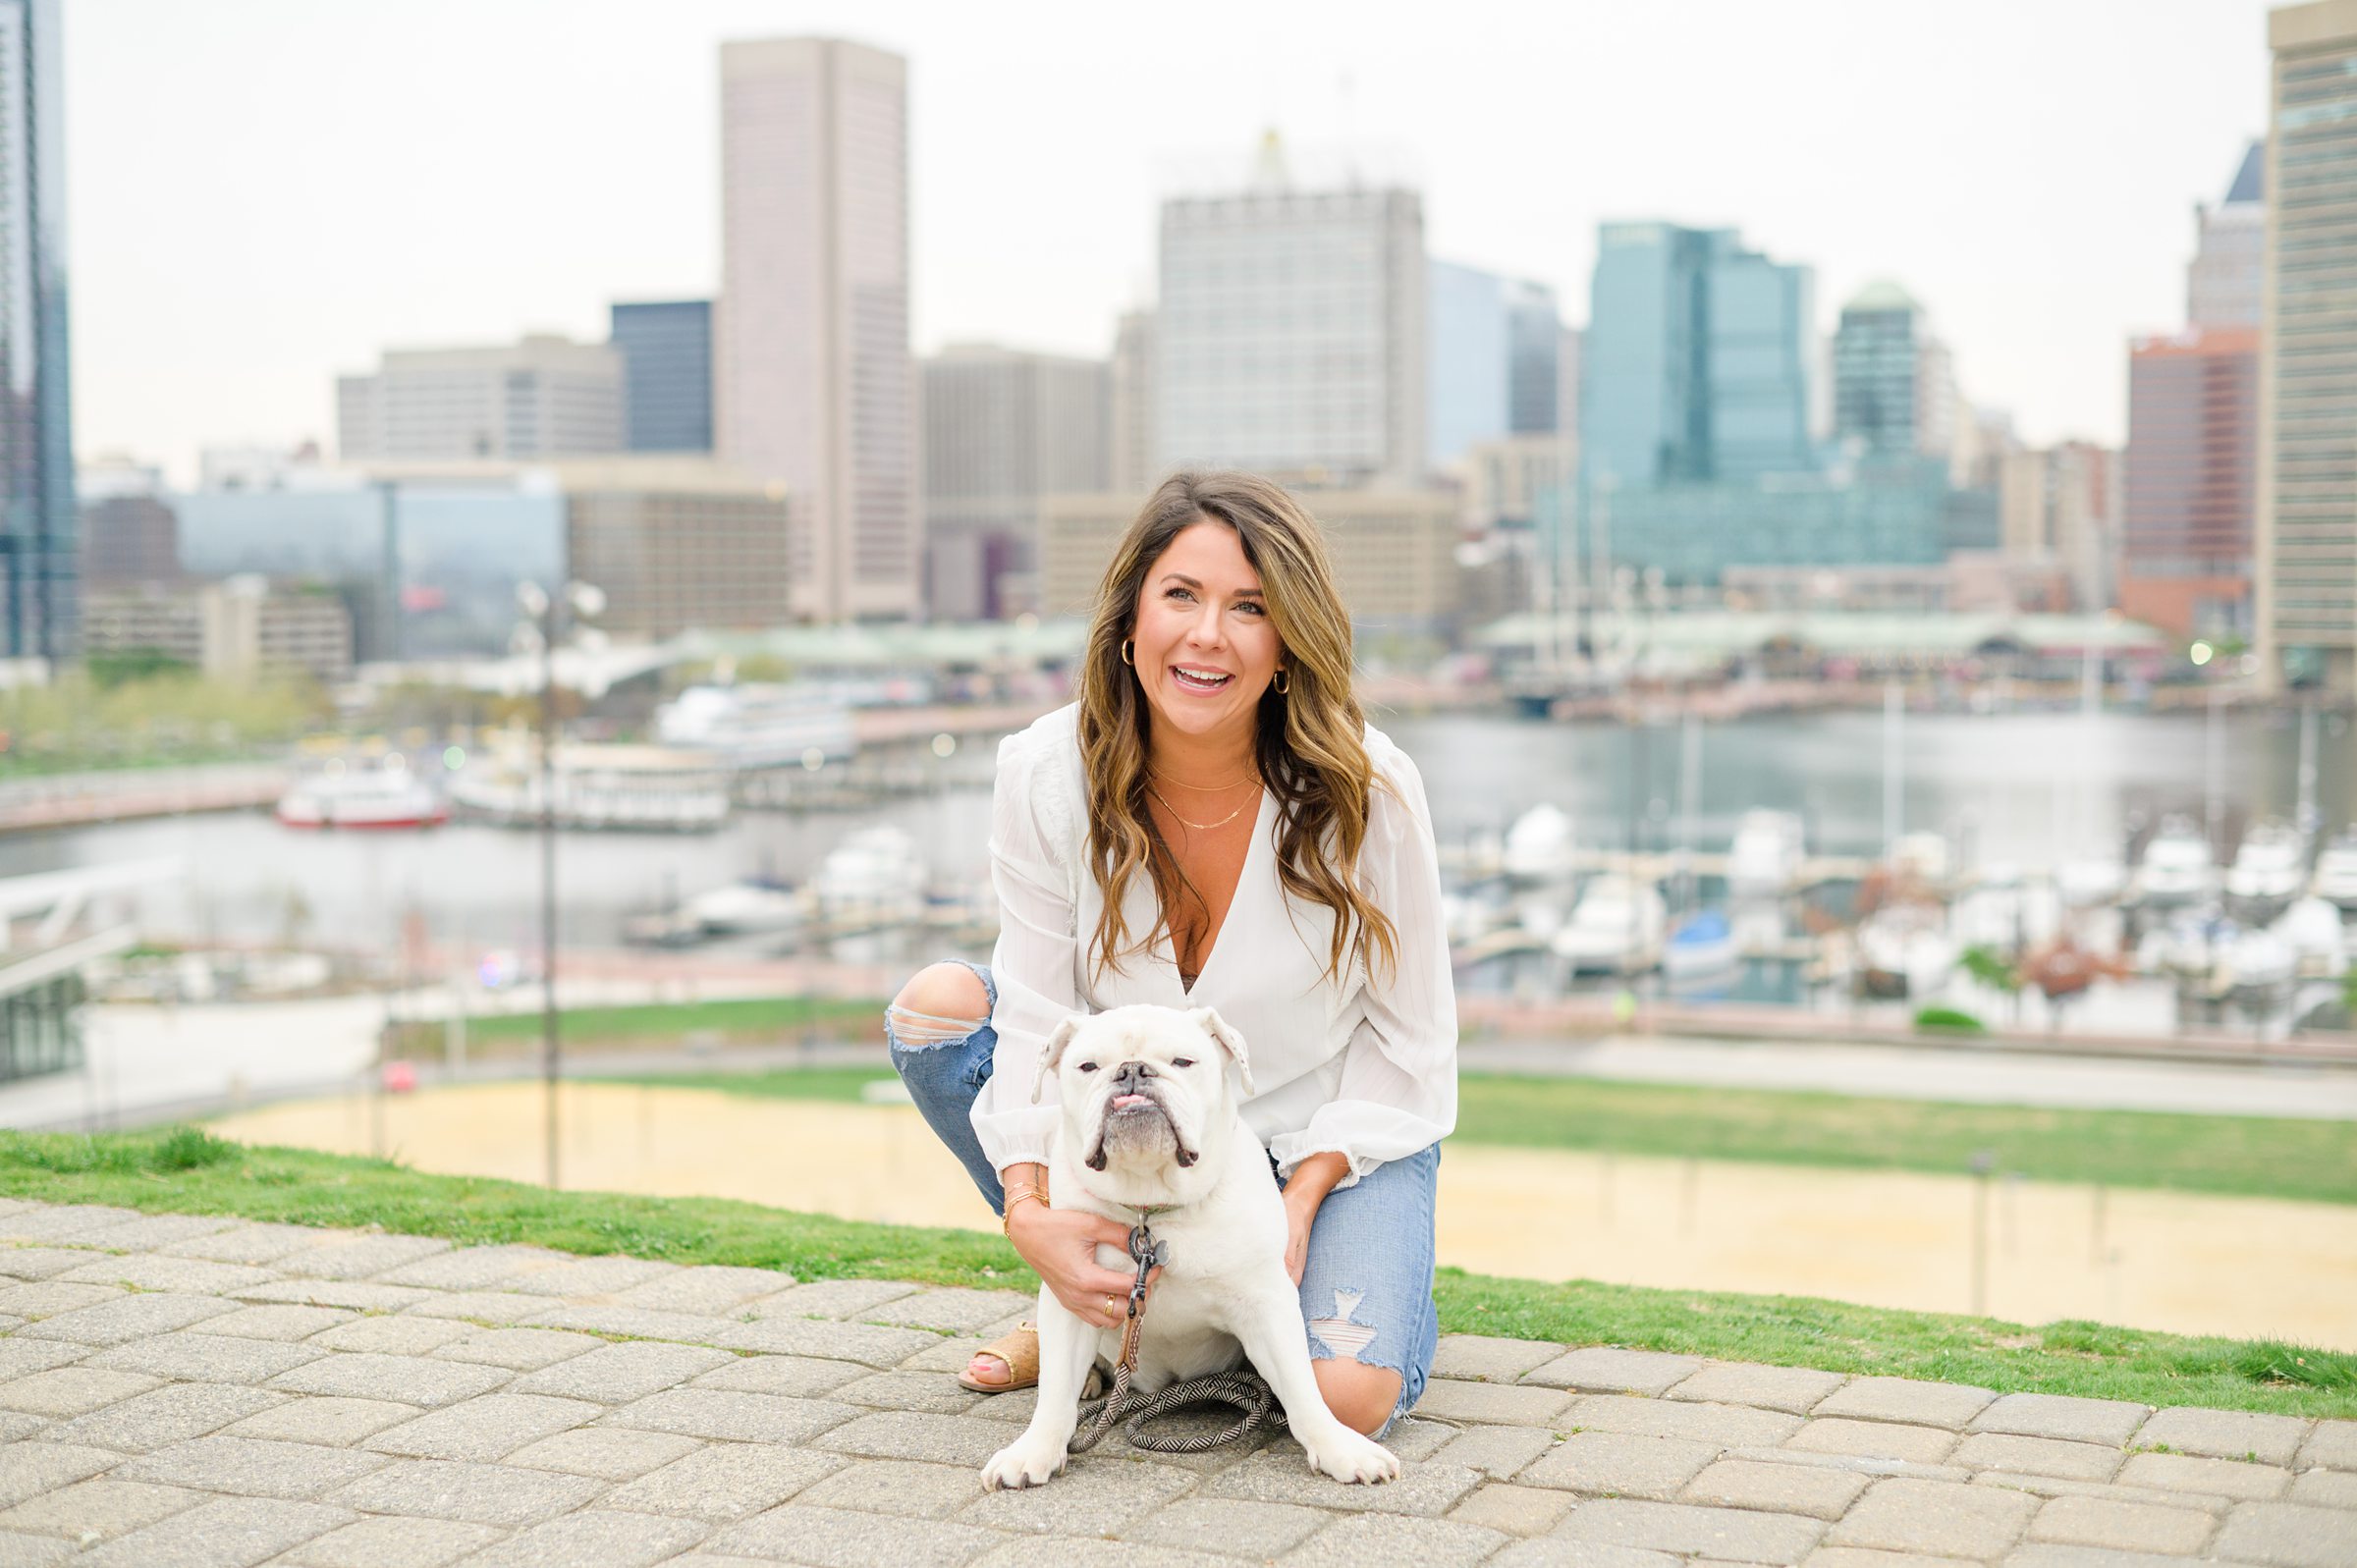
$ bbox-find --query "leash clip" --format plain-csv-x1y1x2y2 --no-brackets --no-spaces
1125,1219,1168,1319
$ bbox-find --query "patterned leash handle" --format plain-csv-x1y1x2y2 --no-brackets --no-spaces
1069,1218,1285,1456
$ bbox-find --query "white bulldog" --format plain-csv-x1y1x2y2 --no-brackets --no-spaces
979,1002,1400,1490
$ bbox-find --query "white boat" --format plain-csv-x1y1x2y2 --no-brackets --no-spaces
2139,909,2232,985
812,827,928,923
2130,817,2218,909
2313,830,2357,913
1503,804,1576,884
1727,810,1805,899
1856,903,1957,1000
2226,821,2307,915
1662,908,1737,980
276,761,448,830
684,880,806,936
655,684,855,770
1550,873,1666,975
1888,832,1949,886
2274,896,2350,981
2217,928,2295,1005
2057,857,2128,907
451,743,731,834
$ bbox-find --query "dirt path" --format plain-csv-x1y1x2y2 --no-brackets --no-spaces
209,1082,2357,1349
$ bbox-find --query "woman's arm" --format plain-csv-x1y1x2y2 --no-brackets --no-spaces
967,727,1083,1173
1280,1151,1351,1284
1266,738,1458,1191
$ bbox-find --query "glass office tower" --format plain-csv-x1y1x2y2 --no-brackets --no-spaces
611,300,714,453
0,0,73,659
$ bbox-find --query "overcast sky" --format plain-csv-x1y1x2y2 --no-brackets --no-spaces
70,0,2271,483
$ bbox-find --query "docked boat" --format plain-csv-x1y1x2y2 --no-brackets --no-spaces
2225,821,2307,918
1856,903,1956,1000
1662,908,1737,981
1502,804,1576,884
655,684,855,770
812,827,928,924
2056,856,2128,908
2273,896,2350,981
683,879,806,936
2217,928,2295,1006
276,760,448,830
2129,817,2218,910
450,743,731,833
1550,873,1666,975
1727,810,1806,899
2312,829,2357,913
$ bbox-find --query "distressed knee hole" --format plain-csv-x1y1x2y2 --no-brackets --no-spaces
1308,1286,1378,1362
884,1003,987,1049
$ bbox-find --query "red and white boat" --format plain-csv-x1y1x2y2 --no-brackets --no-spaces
276,762,449,830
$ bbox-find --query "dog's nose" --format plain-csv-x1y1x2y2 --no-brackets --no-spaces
1111,1060,1156,1090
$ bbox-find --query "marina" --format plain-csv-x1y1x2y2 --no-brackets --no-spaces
0,702,2348,1045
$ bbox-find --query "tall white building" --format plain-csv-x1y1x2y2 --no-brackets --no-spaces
921,345,1110,621
2261,1,2357,693
716,36,918,623
337,337,623,462
1155,146,1425,483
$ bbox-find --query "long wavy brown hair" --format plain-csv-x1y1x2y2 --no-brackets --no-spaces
1077,471,1398,988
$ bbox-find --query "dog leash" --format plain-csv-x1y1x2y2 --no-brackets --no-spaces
1067,1213,1288,1455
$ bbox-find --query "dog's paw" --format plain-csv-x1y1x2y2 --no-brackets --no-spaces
1301,1426,1400,1486
980,1436,1068,1490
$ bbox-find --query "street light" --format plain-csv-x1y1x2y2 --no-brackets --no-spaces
515,578,604,1190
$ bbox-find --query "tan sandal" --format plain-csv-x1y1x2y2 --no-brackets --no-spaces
959,1321,1040,1392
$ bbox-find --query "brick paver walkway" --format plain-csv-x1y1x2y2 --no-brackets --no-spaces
0,1199,2349,1567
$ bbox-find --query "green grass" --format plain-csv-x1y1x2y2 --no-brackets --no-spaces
596,1064,2357,1208
399,996,882,1054
6,1126,2353,1418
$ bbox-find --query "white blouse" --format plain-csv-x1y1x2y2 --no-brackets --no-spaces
970,703,1457,1190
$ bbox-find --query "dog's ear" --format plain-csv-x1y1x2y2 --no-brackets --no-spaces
1031,1014,1085,1105
1187,1006,1252,1097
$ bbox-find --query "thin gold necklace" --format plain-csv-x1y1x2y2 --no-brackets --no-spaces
1148,783,1258,833
1150,766,1257,793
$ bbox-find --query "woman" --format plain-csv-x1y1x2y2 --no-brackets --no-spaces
886,470,1455,1438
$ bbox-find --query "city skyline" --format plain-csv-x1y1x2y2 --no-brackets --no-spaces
68,0,2273,483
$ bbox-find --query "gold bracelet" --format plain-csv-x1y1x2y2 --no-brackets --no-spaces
1001,1186,1049,1238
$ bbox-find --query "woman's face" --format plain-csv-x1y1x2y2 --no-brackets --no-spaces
1129,519,1285,751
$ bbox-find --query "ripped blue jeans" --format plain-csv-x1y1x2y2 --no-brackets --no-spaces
885,960,1441,1432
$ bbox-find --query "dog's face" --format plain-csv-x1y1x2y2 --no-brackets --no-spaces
1034,1004,1253,1184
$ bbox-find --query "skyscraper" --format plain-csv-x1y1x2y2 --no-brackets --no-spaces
1427,261,1511,470
610,300,714,453
2261,0,2357,692
1833,282,1958,467
1427,263,1564,469
0,0,73,660
1157,143,1425,482
338,337,624,461
1505,280,1564,437
2190,143,2264,331
717,36,917,622
2120,329,2259,638
1582,223,1814,490
921,345,1110,621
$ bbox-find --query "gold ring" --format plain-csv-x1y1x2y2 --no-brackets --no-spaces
1103,1294,1117,1317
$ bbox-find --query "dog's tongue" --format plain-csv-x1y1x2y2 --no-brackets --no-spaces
1113,1093,1150,1108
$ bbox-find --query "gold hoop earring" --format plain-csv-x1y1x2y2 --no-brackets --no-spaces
1272,669,1289,696
1120,638,1134,667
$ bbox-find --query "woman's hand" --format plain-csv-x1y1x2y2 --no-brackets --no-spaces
1280,1151,1352,1287
1006,1201,1159,1331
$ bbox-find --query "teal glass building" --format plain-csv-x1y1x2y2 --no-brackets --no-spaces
0,0,73,659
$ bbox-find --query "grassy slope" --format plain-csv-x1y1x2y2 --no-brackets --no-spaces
5,1126,2350,1418
593,1065,2357,1208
